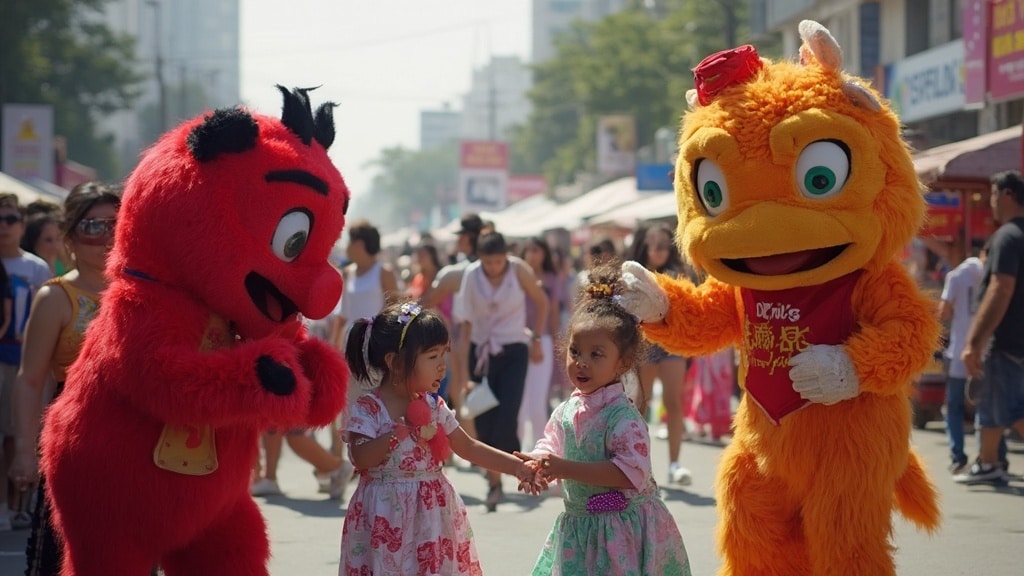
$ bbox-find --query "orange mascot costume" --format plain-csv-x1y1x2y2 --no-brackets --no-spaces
40,86,351,576
618,21,941,575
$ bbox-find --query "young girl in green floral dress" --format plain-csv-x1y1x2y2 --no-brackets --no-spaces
516,265,691,576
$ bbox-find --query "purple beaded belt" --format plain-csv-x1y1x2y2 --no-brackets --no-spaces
586,490,629,514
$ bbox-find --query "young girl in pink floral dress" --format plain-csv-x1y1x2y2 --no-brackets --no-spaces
340,301,540,576
516,266,691,576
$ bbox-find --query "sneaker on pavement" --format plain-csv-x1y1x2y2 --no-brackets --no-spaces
250,478,282,497
948,455,969,475
316,470,332,494
668,462,693,486
11,511,32,530
328,462,355,500
952,462,1008,484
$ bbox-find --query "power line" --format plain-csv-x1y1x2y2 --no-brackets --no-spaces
243,19,493,59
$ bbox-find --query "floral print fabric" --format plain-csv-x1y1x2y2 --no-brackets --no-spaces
528,383,691,576
340,393,483,576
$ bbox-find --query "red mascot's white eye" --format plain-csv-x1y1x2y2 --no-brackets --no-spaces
272,210,311,262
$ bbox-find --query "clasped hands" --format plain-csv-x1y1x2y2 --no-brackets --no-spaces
512,451,564,495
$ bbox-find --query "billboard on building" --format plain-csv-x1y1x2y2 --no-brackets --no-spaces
963,0,988,106
988,0,1024,102
883,41,965,123
596,115,636,177
458,141,508,213
507,175,547,203
2,104,54,183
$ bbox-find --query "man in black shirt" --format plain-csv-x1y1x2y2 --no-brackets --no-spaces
956,170,1024,484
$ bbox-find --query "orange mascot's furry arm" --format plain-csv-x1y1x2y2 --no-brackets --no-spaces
618,21,941,576
40,86,351,576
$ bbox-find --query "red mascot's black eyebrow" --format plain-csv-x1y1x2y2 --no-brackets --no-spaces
264,169,328,195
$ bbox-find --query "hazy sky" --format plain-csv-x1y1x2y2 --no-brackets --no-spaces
239,1,532,200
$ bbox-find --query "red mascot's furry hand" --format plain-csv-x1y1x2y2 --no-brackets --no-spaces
40,86,351,576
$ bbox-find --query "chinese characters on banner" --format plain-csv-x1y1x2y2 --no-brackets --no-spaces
963,0,988,106
988,0,1024,101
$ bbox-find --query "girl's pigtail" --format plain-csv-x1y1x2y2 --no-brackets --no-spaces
344,318,372,383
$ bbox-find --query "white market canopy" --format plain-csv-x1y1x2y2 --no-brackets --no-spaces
0,170,53,205
499,177,655,237
482,194,557,234
587,191,678,227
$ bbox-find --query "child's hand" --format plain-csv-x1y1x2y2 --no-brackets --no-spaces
514,463,548,495
536,454,566,482
512,451,550,495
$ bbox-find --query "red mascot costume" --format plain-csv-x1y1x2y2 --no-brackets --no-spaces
40,86,351,576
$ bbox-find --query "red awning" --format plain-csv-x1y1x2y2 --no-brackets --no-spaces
913,126,1021,185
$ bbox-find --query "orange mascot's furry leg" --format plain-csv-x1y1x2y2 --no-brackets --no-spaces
716,443,811,576
800,465,897,576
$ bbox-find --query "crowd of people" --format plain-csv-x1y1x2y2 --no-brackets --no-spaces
0,167,1021,574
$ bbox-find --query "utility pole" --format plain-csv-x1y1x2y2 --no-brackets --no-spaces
179,63,187,120
713,0,738,49
147,0,168,133
487,61,497,141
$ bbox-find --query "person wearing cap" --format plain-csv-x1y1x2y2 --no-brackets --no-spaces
452,213,484,264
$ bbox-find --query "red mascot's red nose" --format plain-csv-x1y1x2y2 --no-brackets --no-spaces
304,266,343,320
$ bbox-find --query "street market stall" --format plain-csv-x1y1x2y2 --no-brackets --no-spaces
913,125,1020,245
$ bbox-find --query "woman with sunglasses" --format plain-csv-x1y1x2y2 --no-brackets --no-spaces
10,182,121,576
628,222,695,487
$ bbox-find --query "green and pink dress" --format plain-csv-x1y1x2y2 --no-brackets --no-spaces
527,383,691,576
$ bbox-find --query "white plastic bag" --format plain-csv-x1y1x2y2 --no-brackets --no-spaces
461,378,499,420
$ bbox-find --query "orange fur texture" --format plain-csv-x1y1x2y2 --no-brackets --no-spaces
644,22,941,575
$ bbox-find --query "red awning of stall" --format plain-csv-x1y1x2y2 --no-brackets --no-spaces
913,126,1021,185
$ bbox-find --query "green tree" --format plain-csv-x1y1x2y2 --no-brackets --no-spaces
0,0,143,179
510,0,778,188
139,80,210,147
358,141,459,231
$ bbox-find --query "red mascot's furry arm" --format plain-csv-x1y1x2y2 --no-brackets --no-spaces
40,86,350,576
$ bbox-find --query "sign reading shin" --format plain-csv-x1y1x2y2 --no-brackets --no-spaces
884,41,965,123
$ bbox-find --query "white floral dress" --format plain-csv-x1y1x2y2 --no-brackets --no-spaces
340,393,483,576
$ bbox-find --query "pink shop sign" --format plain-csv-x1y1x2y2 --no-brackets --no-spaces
988,0,1024,102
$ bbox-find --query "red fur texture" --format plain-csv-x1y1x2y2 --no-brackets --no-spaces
40,94,351,576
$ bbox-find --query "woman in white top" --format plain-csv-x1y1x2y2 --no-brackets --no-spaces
454,232,548,511
518,237,565,448
336,220,398,346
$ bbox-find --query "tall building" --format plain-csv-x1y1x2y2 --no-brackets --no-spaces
751,0,992,148
162,0,240,111
419,107,461,150
531,0,629,63
97,0,240,176
460,56,532,141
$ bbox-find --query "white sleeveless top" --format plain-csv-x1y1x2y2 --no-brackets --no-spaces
341,261,386,339
454,258,529,359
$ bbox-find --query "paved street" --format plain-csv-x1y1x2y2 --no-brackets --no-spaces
2,422,1021,575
